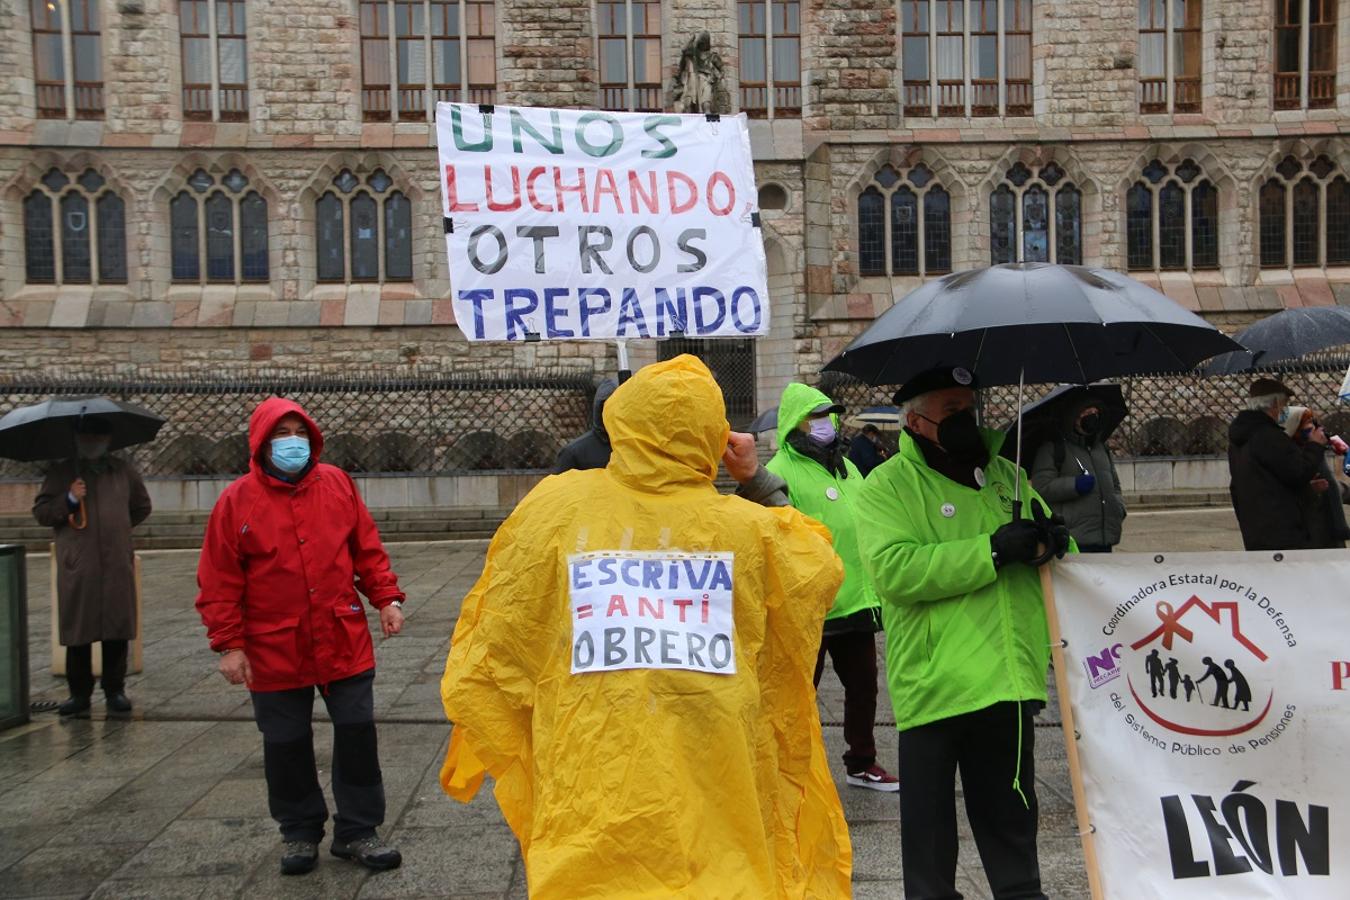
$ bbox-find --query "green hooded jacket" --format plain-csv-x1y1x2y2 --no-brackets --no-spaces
766,383,880,623
854,426,1062,731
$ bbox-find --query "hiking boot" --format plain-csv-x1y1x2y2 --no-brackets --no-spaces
105,693,132,714
280,840,319,876
846,764,900,792
58,696,91,717
330,834,402,871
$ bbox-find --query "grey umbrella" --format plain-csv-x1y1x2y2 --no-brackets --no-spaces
1201,306,1350,375
0,395,165,462
822,264,1242,514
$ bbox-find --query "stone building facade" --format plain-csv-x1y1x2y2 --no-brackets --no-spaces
1,0,1348,422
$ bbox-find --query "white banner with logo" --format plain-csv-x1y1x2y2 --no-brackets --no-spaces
435,103,769,341
568,551,735,675
1051,552,1350,898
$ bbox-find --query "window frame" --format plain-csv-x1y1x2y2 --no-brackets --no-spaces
856,164,953,278
597,0,662,112
900,0,1034,119
178,0,250,122
169,169,270,286
1137,0,1203,115
361,0,497,123
738,0,802,119
1275,0,1338,110
314,169,415,285
988,163,1082,265
29,0,103,120
23,168,127,287
1124,159,1220,273
1258,155,1349,270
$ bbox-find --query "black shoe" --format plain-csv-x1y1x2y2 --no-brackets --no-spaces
330,834,402,871
280,840,319,876
58,696,91,717
105,693,132,714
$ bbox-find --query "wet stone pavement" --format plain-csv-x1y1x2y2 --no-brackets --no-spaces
0,507,1243,899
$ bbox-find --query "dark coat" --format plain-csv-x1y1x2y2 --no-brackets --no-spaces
1302,455,1348,549
553,378,618,473
1030,410,1127,549
34,457,151,646
846,435,886,477
1227,409,1324,551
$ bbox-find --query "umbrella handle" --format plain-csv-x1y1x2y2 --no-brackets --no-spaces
67,498,87,531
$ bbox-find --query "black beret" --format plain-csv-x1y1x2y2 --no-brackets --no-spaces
892,366,978,406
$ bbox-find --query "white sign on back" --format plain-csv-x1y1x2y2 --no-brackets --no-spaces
435,103,769,342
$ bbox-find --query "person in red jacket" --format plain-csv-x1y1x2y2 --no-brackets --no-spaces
196,397,406,877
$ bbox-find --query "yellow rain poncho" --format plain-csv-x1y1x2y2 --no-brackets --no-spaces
441,355,852,899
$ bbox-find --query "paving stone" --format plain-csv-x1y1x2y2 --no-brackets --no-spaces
112,818,280,879
90,875,251,899
3,844,142,898
352,826,519,898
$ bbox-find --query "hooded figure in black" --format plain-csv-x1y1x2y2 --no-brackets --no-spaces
1227,378,1327,551
553,378,620,473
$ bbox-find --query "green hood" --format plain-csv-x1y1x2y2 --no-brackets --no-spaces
766,383,878,622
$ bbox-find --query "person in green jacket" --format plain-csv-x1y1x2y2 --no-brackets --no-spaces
766,383,899,792
854,366,1070,900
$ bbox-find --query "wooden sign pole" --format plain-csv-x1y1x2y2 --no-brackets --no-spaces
1041,563,1106,900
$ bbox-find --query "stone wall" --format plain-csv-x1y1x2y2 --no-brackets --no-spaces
0,0,1347,395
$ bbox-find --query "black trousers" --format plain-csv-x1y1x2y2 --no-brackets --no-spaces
897,701,1046,900
813,630,879,771
66,640,128,699
250,670,386,844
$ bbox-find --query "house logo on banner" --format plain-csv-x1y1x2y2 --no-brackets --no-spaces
1096,578,1294,754
434,103,769,342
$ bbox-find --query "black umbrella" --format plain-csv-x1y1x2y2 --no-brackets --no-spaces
747,406,778,435
822,264,1242,513
1201,306,1350,375
0,395,166,462
999,384,1127,466
824,264,1244,387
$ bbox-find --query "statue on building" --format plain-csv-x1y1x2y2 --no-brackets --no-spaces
672,32,726,115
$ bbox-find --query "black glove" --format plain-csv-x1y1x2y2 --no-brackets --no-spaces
990,518,1042,568
1031,502,1072,560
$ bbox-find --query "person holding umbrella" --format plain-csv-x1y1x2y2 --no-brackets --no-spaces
1029,391,1127,553
32,416,152,716
854,366,1070,900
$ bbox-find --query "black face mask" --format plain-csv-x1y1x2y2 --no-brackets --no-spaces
1079,413,1101,435
921,408,988,465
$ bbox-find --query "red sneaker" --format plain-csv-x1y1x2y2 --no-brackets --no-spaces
846,764,900,792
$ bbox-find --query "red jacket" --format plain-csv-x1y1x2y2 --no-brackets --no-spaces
195,397,404,691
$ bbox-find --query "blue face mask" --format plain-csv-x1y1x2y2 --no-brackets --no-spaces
807,417,837,445
270,436,311,474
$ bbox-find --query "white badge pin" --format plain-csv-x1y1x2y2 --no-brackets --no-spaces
941,502,956,518
825,487,840,501
952,367,973,385
974,467,986,487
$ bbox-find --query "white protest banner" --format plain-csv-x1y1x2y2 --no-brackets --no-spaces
1049,552,1350,899
567,551,735,675
435,103,769,341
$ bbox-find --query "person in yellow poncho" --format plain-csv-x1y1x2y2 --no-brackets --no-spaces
440,355,852,899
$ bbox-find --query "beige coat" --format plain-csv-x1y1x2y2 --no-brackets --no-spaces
34,458,151,646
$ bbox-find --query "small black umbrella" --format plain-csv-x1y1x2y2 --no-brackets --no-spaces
1201,306,1350,375
999,384,1127,467
747,406,778,435
822,264,1242,514
0,395,165,462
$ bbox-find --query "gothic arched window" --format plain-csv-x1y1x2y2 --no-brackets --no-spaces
315,169,413,283
23,168,126,285
1258,155,1350,269
989,161,1081,265
1125,158,1219,272
856,164,951,277
169,167,268,283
